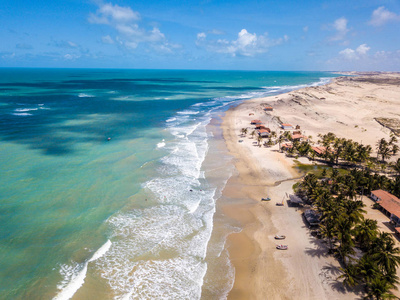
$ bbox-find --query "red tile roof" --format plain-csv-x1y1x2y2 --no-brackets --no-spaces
258,129,270,134
372,190,400,218
251,120,262,124
312,146,326,155
292,133,306,140
281,143,293,148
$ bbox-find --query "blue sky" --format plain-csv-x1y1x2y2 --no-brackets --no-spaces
1,0,400,70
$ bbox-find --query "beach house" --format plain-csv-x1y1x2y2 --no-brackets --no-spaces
255,124,269,130
257,128,271,138
371,190,400,226
311,146,327,156
280,143,293,150
251,119,262,125
292,133,307,141
281,123,293,130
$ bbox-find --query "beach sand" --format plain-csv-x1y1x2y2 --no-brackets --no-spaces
221,73,400,299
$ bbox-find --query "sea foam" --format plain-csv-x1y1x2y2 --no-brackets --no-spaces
53,240,112,300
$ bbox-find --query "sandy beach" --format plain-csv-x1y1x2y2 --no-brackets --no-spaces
222,73,400,299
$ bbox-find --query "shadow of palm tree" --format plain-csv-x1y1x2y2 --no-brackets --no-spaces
320,264,364,298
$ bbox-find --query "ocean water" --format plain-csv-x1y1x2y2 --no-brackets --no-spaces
0,69,337,299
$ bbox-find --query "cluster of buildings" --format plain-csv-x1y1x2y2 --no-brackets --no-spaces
250,104,325,157
250,119,271,138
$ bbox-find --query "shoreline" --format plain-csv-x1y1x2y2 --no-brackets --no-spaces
220,73,400,299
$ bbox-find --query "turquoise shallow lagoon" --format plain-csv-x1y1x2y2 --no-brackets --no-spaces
0,69,336,299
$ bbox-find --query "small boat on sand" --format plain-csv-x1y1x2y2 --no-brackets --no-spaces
274,235,286,240
276,244,288,250
261,197,271,201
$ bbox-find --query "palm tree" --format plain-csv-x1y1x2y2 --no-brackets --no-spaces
331,168,339,180
389,134,398,146
297,141,311,157
343,199,365,223
267,138,274,147
390,177,400,197
369,232,400,275
302,173,318,196
241,127,248,136
365,275,397,300
250,130,256,139
335,214,355,263
393,158,400,176
354,218,378,250
318,194,340,251
358,144,372,164
376,138,398,162
257,135,263,146
358,254,380,285
338,263,359,288
333,137,345,164
278,134,285,151
283,130,292,141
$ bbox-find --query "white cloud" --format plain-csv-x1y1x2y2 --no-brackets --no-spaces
339,44,370,60
329,17,349,41
339,48,357,60
89,2,178,53
303,26,309,33
1,52,16,60
51,40,79,49
328,47,400,71
356,44,370,55
208,29,225,35
369,6,400,26
64,54,81,60
197,32,206,40
101,35,114,44
196,29,288,57
88,3,140,24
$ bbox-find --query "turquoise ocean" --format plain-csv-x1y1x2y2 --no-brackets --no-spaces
0,69,337,299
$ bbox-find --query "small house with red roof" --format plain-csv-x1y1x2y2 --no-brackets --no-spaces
371,190,400,225
292,133,307,141
312,146,327,156
281,143,293,150
257,128,271,138
281,123,293,130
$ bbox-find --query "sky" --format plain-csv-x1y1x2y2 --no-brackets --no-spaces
1,0,400,71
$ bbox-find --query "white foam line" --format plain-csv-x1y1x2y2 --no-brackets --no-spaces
53,240,112,300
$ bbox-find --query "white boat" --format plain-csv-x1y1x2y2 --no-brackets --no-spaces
261,197,271,201
274,235,286,240
276,244,288,250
